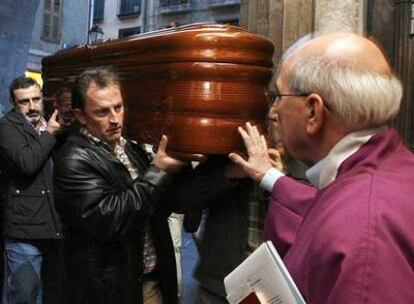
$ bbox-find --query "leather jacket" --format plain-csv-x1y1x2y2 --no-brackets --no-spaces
54,132,177,304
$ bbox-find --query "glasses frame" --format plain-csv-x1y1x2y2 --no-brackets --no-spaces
269,90,333,113
269,91,309,105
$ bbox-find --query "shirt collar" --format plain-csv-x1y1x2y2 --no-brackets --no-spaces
36,117,48,133
306,126,387,189
28,116,47,134
80,126,126,152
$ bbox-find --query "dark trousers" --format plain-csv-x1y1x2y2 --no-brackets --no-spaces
194,286,229,304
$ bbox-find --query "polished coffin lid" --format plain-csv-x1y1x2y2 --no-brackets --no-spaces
42,23,275,159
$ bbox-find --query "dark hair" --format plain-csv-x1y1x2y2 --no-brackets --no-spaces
72,67,121,110
9,76,40,102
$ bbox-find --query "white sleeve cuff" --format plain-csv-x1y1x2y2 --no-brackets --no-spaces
260,168,285,192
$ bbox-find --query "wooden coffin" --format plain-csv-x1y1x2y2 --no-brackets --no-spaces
42,23,275,159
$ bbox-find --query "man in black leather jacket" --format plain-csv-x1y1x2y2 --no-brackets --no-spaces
54,68,185,304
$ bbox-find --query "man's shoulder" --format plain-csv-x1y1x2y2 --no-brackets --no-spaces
0,111,28,139
0,113,8,125
0,110,21,126
55,133,93,160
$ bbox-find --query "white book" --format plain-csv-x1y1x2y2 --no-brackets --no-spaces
224,241,306,304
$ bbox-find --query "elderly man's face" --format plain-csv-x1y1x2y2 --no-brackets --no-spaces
267,105,282,149
75,83,124,148
12,85,44,124
269,73,309,161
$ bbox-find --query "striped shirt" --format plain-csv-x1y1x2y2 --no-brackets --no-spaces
35,117,48,134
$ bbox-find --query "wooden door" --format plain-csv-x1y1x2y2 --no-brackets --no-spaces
394,0,414,148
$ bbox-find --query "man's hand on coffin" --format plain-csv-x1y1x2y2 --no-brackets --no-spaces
153,135,187,174
228,122,273,182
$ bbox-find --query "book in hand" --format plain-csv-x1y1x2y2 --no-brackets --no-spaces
224,241,306,304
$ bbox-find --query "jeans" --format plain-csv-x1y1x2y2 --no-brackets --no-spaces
2,239,64,304
2,240,42,304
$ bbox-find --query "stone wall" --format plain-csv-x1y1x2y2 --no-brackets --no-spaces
28,0,90,73
240,0,367,67
0,0,40,117
314,0,365,33
240,0,313,71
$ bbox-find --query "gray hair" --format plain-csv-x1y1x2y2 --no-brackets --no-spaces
286,55,402,130
277,33,403,131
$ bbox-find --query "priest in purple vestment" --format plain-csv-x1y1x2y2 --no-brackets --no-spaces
229,32,414,303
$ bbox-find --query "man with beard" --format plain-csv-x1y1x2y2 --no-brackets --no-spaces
0,76,63,303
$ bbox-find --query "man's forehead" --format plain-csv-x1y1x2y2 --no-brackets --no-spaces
87,83,120,96
13,86,42,98
275,64,291,89
85,86,123,108
59,90,71,96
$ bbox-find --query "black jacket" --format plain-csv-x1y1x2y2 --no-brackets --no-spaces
0,109,62,239
53,132,178,304
176,157,255,297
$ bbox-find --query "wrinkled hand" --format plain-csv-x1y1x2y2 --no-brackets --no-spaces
46,110,62,136
228,122,273,182
153,135,187,174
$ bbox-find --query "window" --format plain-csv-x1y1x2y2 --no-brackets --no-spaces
94,0,105,22
42,0,62,43
119,27,141,38
160,0,189,7
118,0,140,17
411,1,414,35
217,19,239,26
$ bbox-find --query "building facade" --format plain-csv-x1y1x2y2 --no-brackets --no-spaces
0,0,40,116
27,0,91,79
146,0,240,31
94,0,240,40
93,0,144,40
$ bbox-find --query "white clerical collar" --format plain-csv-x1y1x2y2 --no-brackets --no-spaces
306,126,387,189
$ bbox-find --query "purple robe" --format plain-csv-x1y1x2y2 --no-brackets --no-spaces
263,129,414,303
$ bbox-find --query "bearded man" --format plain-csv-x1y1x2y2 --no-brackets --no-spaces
0,76,63,304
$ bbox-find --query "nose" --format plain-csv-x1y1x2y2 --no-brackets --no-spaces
109,108,119,124
28,99,35,110
268,104,279,123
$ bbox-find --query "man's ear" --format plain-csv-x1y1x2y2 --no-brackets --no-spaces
305,94,325,136
72,108,86,125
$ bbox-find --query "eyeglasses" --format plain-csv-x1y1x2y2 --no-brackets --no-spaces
269,90,308,105
268,89,332,112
